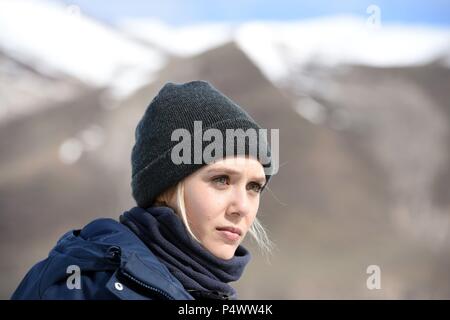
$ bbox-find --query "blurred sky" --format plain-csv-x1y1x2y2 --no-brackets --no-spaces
62,0,450,26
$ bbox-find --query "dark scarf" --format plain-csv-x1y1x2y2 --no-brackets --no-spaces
119,206,251,300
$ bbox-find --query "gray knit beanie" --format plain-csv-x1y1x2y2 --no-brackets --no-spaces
131,80,272,209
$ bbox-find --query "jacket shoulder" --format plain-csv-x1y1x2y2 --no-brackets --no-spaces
11,219,121,300
12,218,192,300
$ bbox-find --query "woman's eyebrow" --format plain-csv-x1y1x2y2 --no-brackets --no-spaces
206,168,266,183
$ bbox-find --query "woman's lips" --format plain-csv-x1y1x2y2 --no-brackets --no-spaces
216,226,242,242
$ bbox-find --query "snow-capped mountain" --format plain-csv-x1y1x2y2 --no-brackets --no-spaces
119,19,233,57
121,16,450,83
0,0,166,98
1,0,449,122
235,17,450,83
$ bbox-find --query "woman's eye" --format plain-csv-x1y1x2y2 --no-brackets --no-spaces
212,175,229,185
248,182,263,193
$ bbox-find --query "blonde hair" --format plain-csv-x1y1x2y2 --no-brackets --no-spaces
153,180,274,255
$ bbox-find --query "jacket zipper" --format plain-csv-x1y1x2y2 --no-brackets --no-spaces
118,269,175,300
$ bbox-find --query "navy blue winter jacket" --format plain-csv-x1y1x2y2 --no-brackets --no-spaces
11,218,194,300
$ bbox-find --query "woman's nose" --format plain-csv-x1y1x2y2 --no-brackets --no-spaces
228,185,251,217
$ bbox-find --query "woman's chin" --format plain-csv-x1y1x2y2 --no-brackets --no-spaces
206,243,236,260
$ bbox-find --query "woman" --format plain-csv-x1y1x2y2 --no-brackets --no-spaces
11,80,273,300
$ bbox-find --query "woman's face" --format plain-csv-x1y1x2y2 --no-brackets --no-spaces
180,156,266,260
